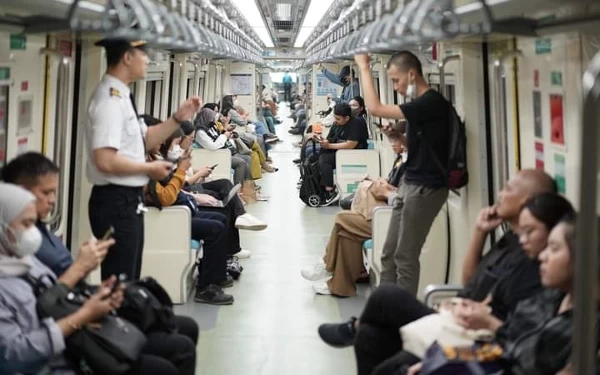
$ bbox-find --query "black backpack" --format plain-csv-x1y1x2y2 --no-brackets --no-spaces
417,101,468,190
118,276,176,334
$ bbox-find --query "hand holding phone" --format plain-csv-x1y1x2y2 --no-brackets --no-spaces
109,273,127,295
210,164,218,170
101,226,115,241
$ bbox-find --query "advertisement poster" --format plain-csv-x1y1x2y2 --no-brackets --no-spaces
550,94,565,146
17,137,27,155
554,153,566,194
230,74,252,96
535,141,544,170
316,73,338,96
533,91,542,138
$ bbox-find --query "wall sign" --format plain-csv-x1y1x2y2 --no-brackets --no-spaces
554,153,566,194
533,69,539,88
10,34,27,50
316,73,338,97
230,74,252,96
535,39,552,54
535,141,544,170
0,67,10,80
17,137,28,155
549,94,565,146
533,91,542,138
551,71,562,86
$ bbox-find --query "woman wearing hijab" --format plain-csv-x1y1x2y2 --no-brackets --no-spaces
0,183,198,374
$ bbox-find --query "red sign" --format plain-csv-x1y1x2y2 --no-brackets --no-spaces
535,141,544,170
533,69,539,88
550,94,565,146
21,81,28,91
58,40,73,57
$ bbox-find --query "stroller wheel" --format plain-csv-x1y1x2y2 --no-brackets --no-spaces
308,194,321,207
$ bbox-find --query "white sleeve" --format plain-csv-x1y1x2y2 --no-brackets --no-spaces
195,130,227,150
90,98,124,150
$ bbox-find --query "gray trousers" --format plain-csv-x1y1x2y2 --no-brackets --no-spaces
232,154,251,185
379,182,448,295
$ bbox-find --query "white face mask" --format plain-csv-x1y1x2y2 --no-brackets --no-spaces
406,77,417,101
401,151,408,161
167,144,183,162
4,225,42,257
214,113,221,122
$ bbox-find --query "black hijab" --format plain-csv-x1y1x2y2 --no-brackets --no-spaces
221,95,235,117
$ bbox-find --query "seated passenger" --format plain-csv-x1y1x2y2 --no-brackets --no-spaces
318,102,370,206
2,153,200,373
0,183,190,375
221,95,277,149
405,211,592,375
317,170,560,375
301,130,405,296
143,125,234,306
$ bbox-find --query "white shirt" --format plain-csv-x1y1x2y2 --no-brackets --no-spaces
85,74,149,187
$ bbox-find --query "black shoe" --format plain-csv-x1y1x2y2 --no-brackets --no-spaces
293,158,301,164
318,317,357,348
194,284,234,305
321,190,340,207
227,257,244,280
265,136,279,144
220,274,234,288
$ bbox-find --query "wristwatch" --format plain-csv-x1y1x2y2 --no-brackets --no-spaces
172,113,184,124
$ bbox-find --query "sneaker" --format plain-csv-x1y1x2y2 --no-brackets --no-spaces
194,284,234,305
233,249,252,259
321,190,340,207
256,193,269,201
301,259,332,281
227,257,244,280
312,279,332,295
265,136,279,144
318,317,357,348
293,158,301,164
220,275,234,288
235,213,267,231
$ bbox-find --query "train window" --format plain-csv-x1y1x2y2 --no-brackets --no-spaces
145,80,163,119
0,85,8,168
186,78,193,99
198,77,205,100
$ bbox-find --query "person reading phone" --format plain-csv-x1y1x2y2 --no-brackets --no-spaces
317,102,369,207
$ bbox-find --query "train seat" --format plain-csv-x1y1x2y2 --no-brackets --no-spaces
335,149,381,198
191,148,233,182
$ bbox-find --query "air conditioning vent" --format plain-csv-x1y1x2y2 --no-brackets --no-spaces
273,20,293,31
278,37,291,43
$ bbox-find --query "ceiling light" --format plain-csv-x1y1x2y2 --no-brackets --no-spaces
230,0,274,48
294,0,335,48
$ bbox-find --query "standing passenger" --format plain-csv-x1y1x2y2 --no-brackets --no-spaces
86,38,201,281
354,52,450,295
283,71,293,103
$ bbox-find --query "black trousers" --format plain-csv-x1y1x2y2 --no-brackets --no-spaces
284,83,292,102
89,185,144,281
197,204,241,256
143,315,198,375
355,285,435,375
319,152,337,188
192,211,229,288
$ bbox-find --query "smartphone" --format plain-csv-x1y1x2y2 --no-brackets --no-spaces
110,273,127,295
210,164,218,170
101,226,115,241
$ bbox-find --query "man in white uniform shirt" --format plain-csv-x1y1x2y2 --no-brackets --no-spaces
87,38,201,281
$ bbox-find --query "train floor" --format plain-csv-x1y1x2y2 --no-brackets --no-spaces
174,103,369,375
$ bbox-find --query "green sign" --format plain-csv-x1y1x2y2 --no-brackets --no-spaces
554,153,566,194
551,71,562,86
347,183,359,193
10,34,27,50
0,67,10,80
535,39,552,54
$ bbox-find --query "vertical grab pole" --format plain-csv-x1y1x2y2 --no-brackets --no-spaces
438,54,460,101
574,49,600,375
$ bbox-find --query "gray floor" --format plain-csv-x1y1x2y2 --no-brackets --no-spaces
175,104,369,375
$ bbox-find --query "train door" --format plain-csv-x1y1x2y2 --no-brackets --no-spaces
41,36,76,239
139,51,171,119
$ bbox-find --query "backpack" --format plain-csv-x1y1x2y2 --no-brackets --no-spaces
298,141,324,207
118,276,177,334
417,101,468,190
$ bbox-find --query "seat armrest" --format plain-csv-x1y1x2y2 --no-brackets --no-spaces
423,283,464,308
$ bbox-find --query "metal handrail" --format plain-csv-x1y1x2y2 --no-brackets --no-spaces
39,48,71,231
574,48,600,375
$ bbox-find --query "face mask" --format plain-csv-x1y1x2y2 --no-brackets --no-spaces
233,99,239,107
167,144,183,162
401,151,408,161
4,225,42,257
214,113,221,122
406,76,417,101
350,106,360,115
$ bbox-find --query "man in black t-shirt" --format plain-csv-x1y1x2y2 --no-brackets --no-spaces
354,51,450,295
318,102,369,206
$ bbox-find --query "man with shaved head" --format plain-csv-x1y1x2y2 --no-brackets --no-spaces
316,169,557,375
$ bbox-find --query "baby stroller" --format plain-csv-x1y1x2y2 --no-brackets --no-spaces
298,140,324,207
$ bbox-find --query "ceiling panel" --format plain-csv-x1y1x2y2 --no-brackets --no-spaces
257,0,310,48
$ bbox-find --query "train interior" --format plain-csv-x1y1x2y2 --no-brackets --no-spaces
0,0,599,374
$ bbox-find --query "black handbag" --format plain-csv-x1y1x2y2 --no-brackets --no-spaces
22,275,147,375
118,277,176,334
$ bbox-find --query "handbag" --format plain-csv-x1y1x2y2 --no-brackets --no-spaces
22,275,147,375
400,301,494,359
118,277,176,334
419,341,504,375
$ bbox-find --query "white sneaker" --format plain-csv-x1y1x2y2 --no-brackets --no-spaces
235,213,268,231
301,260,332,281
312,279,332,295
256,193,269,201
233,249,252,259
